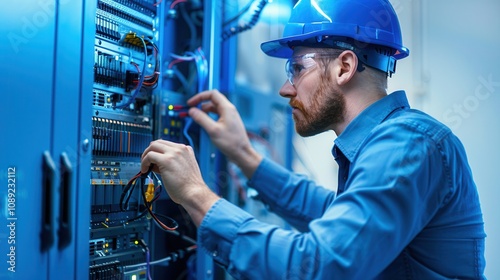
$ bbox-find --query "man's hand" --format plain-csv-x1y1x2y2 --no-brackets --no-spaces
141,140,219,226
187,89,263,178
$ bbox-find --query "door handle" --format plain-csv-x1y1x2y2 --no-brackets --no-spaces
41,151,56,252
58,152,73,249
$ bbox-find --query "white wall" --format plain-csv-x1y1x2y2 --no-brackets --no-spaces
415,1,500,278
293,0,500,278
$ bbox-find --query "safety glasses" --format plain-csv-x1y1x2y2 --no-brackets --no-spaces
285,53,339,86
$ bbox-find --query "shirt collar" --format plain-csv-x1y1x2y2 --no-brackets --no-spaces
332,90,410,162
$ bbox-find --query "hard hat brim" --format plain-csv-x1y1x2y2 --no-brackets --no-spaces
260,38,294,59
261,31,410,60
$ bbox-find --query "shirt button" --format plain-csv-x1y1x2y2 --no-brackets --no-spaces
212,251,218,257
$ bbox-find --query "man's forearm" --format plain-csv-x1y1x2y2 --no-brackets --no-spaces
181,187,220,227
231,146,263,179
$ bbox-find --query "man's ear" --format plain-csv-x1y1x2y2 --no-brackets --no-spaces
334,50,358,86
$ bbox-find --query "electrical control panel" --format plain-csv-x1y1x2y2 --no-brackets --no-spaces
90,0,159,278
88,1,292,279
89,0,213,279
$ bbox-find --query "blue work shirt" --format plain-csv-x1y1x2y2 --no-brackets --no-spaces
198,91,486,279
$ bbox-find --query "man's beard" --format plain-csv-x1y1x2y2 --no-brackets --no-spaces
290,74,345,137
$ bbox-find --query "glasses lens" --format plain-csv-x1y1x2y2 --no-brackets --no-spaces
285,53,319,86
285,59,294,85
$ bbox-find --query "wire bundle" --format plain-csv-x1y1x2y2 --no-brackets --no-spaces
120,167,198,280
168,47,208,93
134,41,160,89
120,166,179,231
167,47,208,148
116,35,160,109
222,0,269,41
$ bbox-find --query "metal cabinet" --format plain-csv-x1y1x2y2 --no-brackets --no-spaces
0,1,95,279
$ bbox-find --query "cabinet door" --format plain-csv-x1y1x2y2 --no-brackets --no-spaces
73,0,97,278
49,0,94,279
0,1,57,279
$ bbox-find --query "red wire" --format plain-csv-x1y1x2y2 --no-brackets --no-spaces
153,0,162,7
170,0,187,9
168,58,185,69
131,62,141,73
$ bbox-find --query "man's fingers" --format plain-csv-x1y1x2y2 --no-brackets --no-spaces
189,107,217,133
141,140,188,172
140,151,164,173
141,140,170,160
187,89,230,108
200,102,217,114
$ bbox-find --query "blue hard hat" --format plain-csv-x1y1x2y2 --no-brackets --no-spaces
261,0,409,74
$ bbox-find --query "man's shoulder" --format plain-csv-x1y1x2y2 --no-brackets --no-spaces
375,108,452,143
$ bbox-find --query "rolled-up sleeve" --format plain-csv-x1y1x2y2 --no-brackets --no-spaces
247,158,335,231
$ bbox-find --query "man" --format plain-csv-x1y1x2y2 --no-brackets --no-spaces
141,0,486,278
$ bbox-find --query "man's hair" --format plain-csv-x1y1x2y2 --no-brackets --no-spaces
314,48,388,90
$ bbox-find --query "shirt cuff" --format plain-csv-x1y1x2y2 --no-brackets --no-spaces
198,199,253,267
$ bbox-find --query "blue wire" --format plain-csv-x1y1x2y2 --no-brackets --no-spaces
183,115,195,148
182,48,208,148
146,248,151,280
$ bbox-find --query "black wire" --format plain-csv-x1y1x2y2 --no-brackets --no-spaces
126,209,149,223
120,171,142,211
151,213,181,232
161,225,197,245
223,0,254,27
140,178,179,230
119,165,179,230
125,185,162,223
222,0,269,41
180,2,197,50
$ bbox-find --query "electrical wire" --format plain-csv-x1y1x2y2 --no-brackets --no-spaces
170,0,187,9
135,240,152,280
115,37,160,109
183,118,195,148
162,227,197,245
120,171,143,211
134,41,160,89
180,2,197,50
140,177,179,231
146,247,152,280
115,36,147,109
172,67,191,92
189,9,203,26
222,0,269,41
183,48,207,148
167,48,207,148
166,57,195,94
194,48,208,91
125,183,162,223
223,0,254,27
168,58,185,68
120,167,179,231
121,245,197,270
170,53,196,61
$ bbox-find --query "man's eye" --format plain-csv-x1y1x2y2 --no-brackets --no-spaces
292,63,305,74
